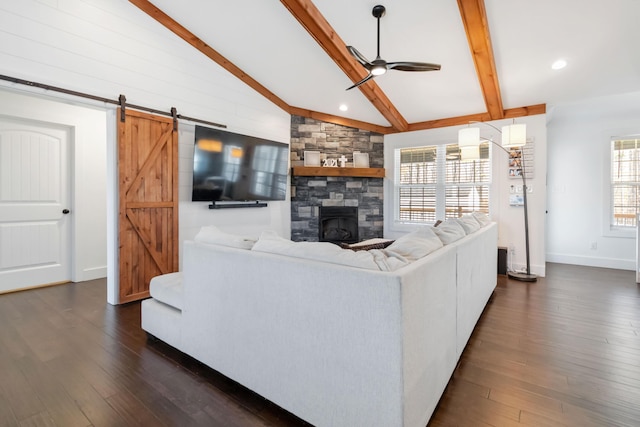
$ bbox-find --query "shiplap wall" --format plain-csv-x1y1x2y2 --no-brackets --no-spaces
0,0,290,140
0,0,291,301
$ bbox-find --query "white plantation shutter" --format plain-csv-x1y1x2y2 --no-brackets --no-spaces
396,142,490,224
611,138,640,227
444,142,490,218
398,147,438,222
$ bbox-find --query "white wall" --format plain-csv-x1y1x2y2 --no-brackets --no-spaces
384,115,548,277
0,0,291,302
546,91,640,270
177,123,291,269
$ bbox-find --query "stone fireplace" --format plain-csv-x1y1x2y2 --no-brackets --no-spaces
290,116,384,243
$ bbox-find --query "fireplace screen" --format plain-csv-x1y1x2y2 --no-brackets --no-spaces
319,207,359,244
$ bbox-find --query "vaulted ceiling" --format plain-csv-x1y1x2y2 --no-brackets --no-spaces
129,0,640,134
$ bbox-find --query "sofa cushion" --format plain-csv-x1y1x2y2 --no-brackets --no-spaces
433,219,466,245
149,272,183,310
252,231,406,271
473,211,491,227
457,215,481,234
194,225,257,249
384,226,443,261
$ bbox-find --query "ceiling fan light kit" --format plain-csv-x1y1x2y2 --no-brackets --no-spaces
346,5,441,90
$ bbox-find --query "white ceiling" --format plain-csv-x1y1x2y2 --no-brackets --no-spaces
147,0,640,129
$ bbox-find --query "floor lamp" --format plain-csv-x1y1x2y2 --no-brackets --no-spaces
458,122,537,282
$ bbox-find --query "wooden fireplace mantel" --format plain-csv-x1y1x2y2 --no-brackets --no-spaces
291,166,385,178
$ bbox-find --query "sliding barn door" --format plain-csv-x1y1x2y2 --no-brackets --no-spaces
118,109,178,303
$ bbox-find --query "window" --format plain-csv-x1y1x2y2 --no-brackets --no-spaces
611,137,640,228
396,142,490,224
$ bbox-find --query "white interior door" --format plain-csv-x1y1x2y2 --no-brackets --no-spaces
0,116,71,293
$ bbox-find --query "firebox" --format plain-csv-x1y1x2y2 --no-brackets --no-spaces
319,206,359,244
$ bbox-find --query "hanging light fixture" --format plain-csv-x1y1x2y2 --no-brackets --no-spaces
458,127,481,161
502,123,527,148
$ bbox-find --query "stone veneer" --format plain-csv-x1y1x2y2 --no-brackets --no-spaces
290,115,384,242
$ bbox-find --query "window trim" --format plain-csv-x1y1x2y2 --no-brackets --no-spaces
603,133,640,238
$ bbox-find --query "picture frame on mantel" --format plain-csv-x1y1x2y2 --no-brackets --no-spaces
304,151,321,167
353,152,370,168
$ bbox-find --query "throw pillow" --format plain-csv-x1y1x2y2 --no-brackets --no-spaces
432,219,466,245
457,214,481,234
194,225,257,250
340,238,395,251
384,226,443,261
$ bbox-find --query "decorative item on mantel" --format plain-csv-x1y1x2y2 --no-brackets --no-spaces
322,158,338,167
304,151,321,167
353,152,370,168
321,154,350,167
292,151,376,171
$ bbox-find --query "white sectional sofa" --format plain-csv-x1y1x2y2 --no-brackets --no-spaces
141,216,498,427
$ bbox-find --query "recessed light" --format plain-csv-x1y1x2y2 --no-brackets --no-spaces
339,104,348,112
551,59,567,70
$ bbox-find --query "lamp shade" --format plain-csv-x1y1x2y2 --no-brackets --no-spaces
458,127,480,148
502,123,526,148
460,145,480,162
458,127,481,162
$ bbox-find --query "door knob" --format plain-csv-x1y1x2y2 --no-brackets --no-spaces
62,209,70,214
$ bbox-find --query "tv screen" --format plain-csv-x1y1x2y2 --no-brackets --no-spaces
192,125,289,202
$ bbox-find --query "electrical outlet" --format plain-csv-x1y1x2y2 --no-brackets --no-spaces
590,241,598,250
509,244,515,254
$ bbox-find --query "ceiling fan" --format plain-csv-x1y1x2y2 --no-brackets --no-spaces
346,5,441,90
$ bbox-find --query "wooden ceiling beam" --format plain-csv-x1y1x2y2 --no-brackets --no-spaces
457,0,504,120
502,103,547,119
128,0,290,112
395,103,546,134
280,0,409,132
289,106,390,135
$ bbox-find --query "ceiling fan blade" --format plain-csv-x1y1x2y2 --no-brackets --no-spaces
347,46,373,70
346,73,375,91
387,61,441,72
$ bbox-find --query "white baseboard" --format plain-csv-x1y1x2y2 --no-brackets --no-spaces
79,266,107,281
545,253,634,271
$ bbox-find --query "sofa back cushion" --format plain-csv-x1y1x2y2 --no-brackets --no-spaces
433,219,466,245
473,211,491,227
194,225,257,250
384,226,443,261
456,215,481,234
251,231,407,271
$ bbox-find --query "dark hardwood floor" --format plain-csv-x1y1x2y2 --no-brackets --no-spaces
0,263,639,426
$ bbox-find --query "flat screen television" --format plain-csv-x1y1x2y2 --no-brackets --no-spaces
191,125,289,203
